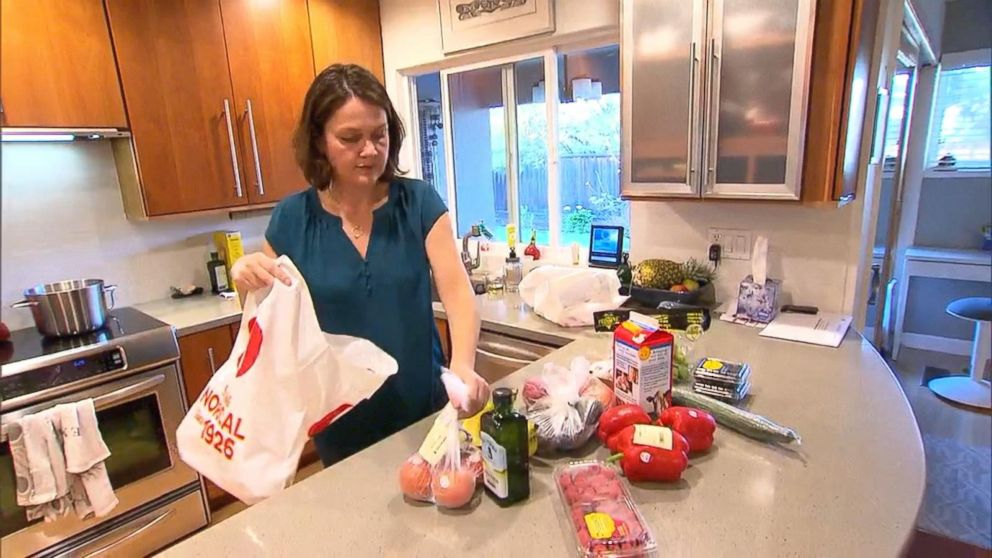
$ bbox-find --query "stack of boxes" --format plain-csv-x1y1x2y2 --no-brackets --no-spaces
692,358,750,403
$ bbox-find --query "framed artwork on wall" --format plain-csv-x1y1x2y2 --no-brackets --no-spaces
438,0,555,54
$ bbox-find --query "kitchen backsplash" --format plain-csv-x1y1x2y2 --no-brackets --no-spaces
629,201,859,313
1,141,269,330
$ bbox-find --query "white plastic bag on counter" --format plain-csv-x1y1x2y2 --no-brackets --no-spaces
176,256,397,505
518,265,628,327
524,357,609,452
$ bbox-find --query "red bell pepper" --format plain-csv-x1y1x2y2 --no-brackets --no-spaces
608,428,689,483
658,406,716,453
597,404,651,443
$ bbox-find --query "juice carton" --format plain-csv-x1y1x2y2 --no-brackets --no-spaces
613,312,674,415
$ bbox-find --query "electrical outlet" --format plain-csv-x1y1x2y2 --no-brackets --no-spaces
708,228,753,260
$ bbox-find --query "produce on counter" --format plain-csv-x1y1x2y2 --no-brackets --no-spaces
553,461,657,557
632,257,717,292
398,406,482,509
608,427,690,483
522,376,549,407
579,376,614,409
523,358,611,452
673,386,802,445
658,406,716,453
596,404,651,444
610,431,689,482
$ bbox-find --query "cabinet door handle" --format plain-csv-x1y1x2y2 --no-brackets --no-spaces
706,38,721,182
207,347,217,374
222,99,244,198
244,99,265,196
688,41,698,179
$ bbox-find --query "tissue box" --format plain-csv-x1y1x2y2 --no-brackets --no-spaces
735,275,781,323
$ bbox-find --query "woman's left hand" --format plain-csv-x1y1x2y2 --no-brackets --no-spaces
448,366,491,417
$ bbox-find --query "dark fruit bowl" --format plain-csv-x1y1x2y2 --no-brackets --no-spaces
629,281,715,307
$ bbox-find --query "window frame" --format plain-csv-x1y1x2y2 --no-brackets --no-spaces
406,38,619,246
925,48,992,175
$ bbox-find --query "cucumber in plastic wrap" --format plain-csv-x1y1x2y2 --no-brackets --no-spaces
672,386,801,445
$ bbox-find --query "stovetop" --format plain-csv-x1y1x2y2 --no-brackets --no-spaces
1,308,179,411
1,307,170,367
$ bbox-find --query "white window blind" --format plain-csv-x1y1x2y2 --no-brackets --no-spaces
928,64,991,169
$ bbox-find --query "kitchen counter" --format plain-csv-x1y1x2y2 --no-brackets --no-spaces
160,314,925,557
134,295,243,337
432,293,603,346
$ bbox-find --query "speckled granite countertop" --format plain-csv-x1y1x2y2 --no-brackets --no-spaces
159,301,925,557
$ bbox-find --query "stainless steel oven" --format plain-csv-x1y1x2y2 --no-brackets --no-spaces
0,308,207,557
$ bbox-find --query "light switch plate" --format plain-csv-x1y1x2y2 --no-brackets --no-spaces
708,228,753,260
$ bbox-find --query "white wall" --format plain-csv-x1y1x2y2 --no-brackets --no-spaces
380,0,865,313
1,142,268,331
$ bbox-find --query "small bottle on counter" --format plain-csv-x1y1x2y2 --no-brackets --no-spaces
617,252,632,295
481,387,530,506
207,251,231,294
504,247,522,293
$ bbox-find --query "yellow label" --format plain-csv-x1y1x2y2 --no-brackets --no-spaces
460,399,494,447
417,415,451,466
702,358,723,371
584,512,617,540
638,346,652,361
632,424,673,451
527,420,538,456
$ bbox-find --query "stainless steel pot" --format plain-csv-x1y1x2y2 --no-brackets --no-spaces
11,279,117,337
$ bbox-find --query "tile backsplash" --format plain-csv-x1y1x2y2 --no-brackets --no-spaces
1,141,269,331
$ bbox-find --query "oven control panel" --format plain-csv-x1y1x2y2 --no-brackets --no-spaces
0,348,126,402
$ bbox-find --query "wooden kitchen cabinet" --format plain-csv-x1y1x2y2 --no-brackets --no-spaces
106,0,249,217
220,0,314,204
308,0,385,80
0,0,126,127
435,318,451,364
178,326,236,409
802,0,882,203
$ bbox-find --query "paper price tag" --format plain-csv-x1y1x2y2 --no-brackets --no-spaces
417,414,451,466
632,424,673,451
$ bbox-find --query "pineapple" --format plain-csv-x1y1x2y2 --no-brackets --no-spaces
680,258,717,284
632,259,684,289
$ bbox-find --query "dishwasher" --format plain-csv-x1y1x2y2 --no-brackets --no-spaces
474,329,560,383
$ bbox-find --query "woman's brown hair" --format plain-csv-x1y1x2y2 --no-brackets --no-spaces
293,64,405,189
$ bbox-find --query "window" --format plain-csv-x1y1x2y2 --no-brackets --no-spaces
882,71,911,170
414,73,448,204
928,51,991,170
412,44,628,248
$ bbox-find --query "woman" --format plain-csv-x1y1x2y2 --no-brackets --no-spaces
231,64,489,466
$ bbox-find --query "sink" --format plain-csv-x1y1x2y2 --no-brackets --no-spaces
430,274,488,301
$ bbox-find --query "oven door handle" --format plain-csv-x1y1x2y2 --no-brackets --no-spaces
93,374,165,410
82,508,174,558
0,374,165,442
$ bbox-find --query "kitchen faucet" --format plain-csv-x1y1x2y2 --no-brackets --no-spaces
461,222,493,272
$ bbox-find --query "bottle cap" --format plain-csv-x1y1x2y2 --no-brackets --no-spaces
210,251,220,260
506,247,519,263
492,387,514,406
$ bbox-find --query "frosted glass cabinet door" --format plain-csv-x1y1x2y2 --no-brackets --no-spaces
704,0,815,199
621,0,705,198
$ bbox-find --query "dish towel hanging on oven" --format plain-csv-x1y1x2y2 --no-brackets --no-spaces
7,399,118,522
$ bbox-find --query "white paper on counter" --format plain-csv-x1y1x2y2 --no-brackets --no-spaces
759,312,852,348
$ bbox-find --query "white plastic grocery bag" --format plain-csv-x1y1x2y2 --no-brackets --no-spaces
518,265,627,327
176,256,397,505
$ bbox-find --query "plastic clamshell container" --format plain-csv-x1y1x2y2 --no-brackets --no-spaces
553,460,658,557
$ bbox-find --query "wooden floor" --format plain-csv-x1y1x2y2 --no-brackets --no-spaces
890,347,992,553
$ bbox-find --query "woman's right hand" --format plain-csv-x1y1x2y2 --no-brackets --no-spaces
230,252,292,292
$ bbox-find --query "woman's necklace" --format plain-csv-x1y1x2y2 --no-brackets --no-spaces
349,222,363,239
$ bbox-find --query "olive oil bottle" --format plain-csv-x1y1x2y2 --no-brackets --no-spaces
480,388,529,506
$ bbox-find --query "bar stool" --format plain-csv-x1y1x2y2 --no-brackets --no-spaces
927,297,992,409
